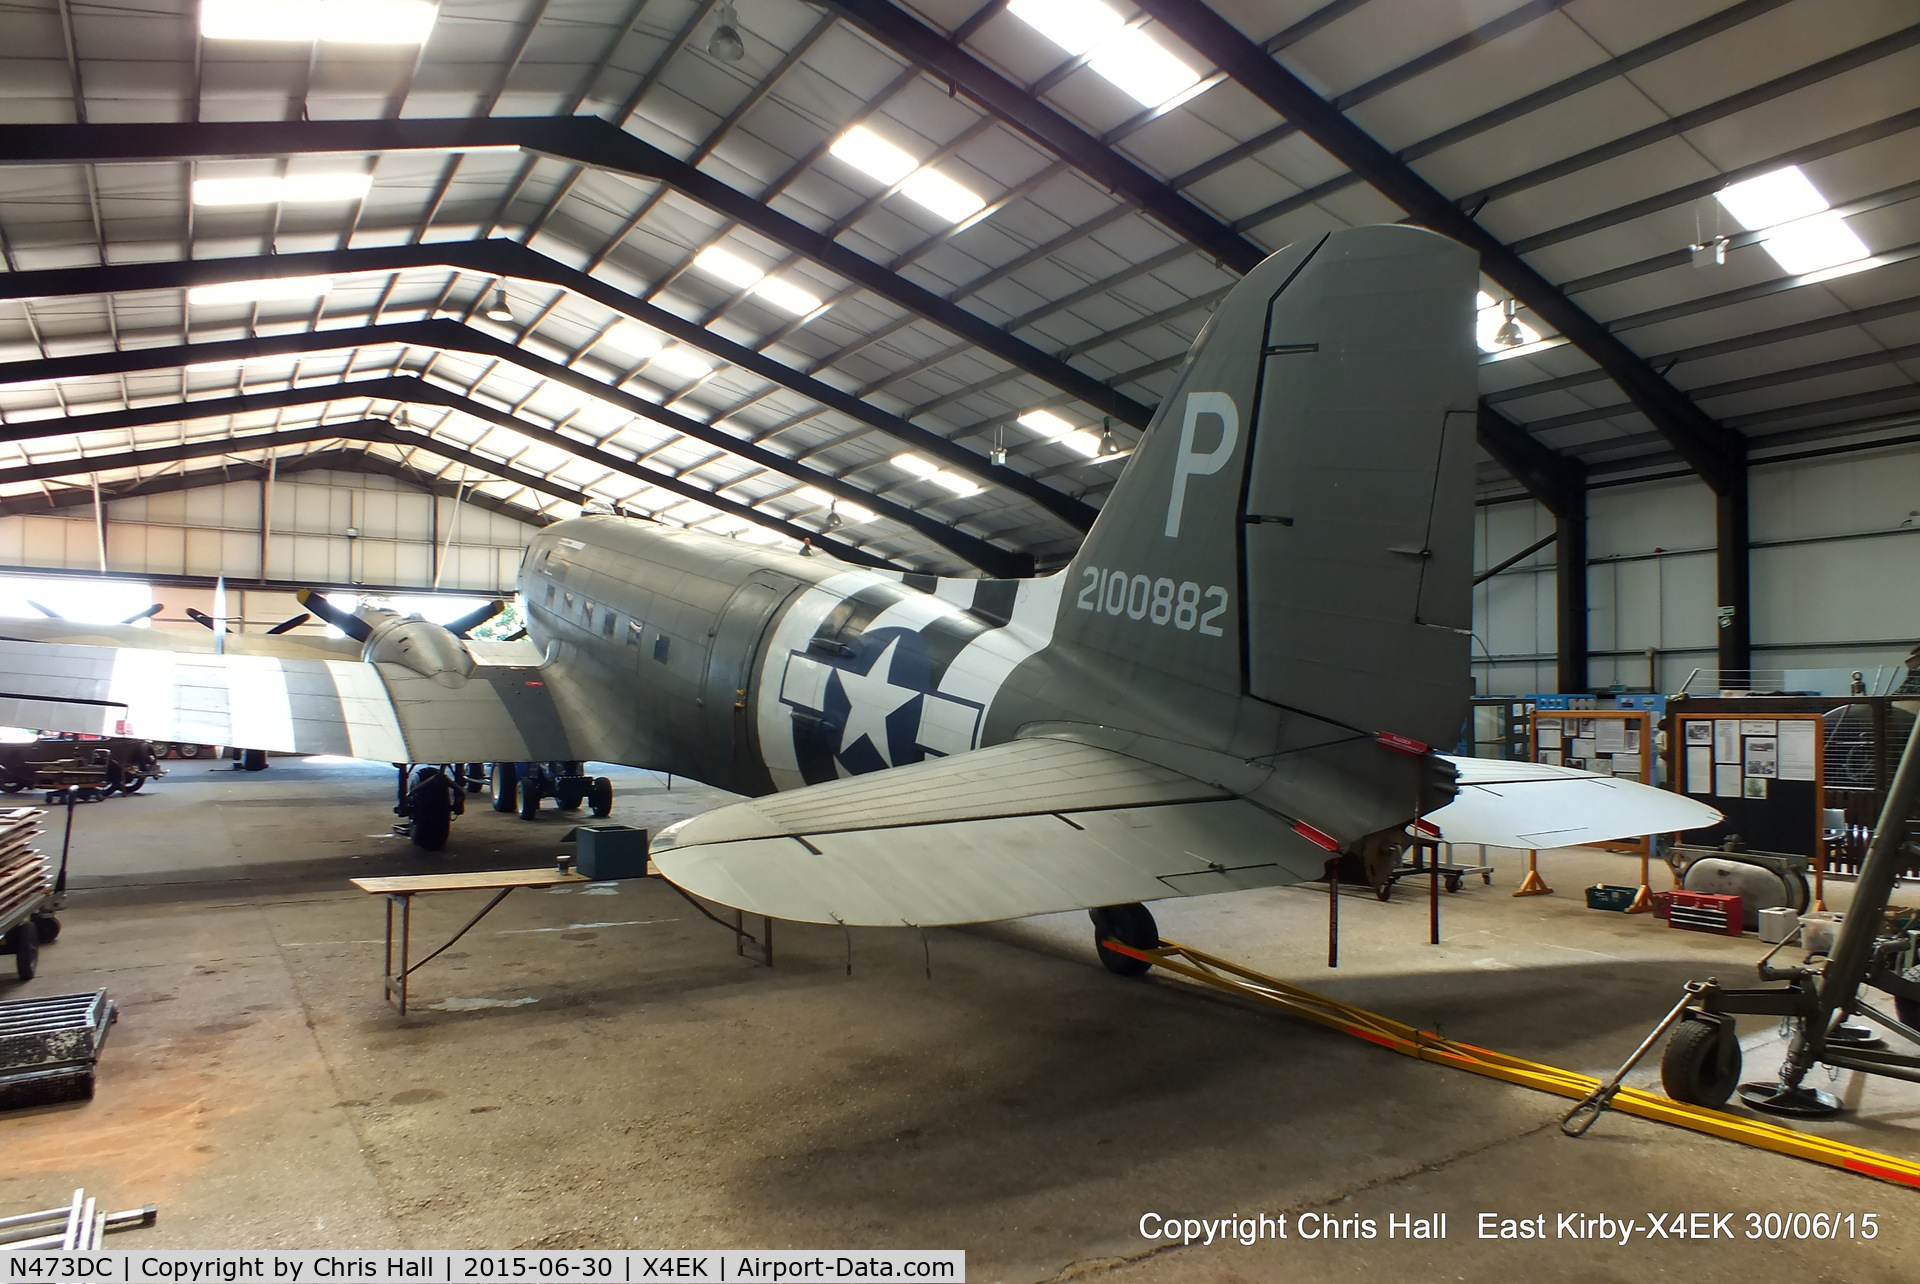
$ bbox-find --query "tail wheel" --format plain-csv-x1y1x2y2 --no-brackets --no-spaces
588,776,613,818
1089,903,1159,977
489,762,519,813
1661,1017,1741,1108
410,769,452,851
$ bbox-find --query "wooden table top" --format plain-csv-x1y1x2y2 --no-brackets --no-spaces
351,868,591,895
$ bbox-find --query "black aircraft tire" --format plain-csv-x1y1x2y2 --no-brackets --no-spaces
33,915,59,945
6,923,37,982
490,763,518,813
1661,1018,1741,1108
588,777,613,818
519,784,540,821
120,774,145,794
410,771,452,851
1090,903,1158,977
0,782,20,794
465,763,486,793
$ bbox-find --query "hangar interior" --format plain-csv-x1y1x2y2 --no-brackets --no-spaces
3,0,1920,1276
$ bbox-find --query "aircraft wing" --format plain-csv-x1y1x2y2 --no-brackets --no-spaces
652,741,1727,928
0,637,582,763
1428,754,1721,849
650,738,1338,926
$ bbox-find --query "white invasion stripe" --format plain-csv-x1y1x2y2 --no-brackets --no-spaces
225,655,297,751
323,660,410,762
932,579,974,607
754,569,897,791
108,649,180,740
936,571,1067,728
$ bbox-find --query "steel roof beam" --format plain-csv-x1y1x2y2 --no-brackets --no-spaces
0,376,912,571
0,117,1152,433
0,239,1096,533
1135,0,1745,497
0,323,1026,575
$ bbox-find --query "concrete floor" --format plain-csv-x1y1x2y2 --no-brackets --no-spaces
7,756,1920,1280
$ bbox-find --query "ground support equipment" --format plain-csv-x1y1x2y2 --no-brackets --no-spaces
0,990,116,1109
0,807,57,981
0,1188,156,1249
1098,936,1920,1190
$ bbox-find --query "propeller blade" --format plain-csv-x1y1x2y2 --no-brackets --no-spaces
185,608,216,630
446,599,506,638
502,627,528,642
265,612,312,636
121,603,165,624
296,588,373,642
26,600,63,619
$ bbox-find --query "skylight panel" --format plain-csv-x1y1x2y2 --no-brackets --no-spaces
1017,409,1072,438
200,0,439,43
1714,166,1869,277
693,245,825,316
900,170,986,223
930,472,983,497
650,347,715,380
187,275,333,305
1008,0,1202,108
602,322,664,364
796,486,875,525
193,173,372,206
830,127,917,186
750,276,824,316
891,452,939,478
1060,430,1102,458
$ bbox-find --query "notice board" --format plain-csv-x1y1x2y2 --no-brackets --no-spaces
1669,713,1823,858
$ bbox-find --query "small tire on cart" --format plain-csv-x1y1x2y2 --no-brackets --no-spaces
1089,903,1159,978
410,769,452,852
4,922,38,981
1445,874,1463,893
178,742,201,758
1661,1017,1741,1108
465,763,486,793
490,762,518,813
32,915,59,945
1374,879,1393,901
518,781,541,821
120,773,145,794
588,776,613,818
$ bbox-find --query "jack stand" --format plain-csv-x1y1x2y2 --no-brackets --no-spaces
1513,849,1552,897
1828,1021,1882,1048
1739,1081,1842,1117
1625,852,1656,912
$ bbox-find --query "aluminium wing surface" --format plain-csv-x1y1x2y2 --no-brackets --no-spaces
1428,755,1720,849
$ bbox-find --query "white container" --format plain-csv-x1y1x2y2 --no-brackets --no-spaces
1802,911,1844,955
1758,906,1800,945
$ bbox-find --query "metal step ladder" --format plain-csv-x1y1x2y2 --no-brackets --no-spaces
0,1189,156,1250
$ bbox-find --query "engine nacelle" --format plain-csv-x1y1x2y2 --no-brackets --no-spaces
360,611,476,687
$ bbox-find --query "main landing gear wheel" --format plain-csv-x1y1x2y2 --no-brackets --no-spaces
1660,1017,1741,1108
410,768,452,852
1090,903,1159,977
490,762,518,813
588,776,613,819
4,922,38,982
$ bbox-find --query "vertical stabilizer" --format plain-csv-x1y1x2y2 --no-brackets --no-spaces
1056,224,1479,752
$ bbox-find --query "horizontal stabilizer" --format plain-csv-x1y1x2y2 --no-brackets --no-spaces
651,739,1337,926
1430,755,1721,848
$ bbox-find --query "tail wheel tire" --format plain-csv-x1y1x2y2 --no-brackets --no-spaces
5,923,37,982
588,777,614,818
1661,1018,1742,1108
490,763,519,813
1089,903,1159,978
519,783,540,821
410,770,452,851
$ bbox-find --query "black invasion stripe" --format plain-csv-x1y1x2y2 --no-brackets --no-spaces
813,581,915,646
921,612,989,687
969,579,1018,629
902,573,938,594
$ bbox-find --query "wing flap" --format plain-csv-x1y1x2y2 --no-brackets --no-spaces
652,739,1333,926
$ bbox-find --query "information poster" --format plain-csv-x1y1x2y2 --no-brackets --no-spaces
1715,764,1742,798
1779,720,1817,782
1684,720,1713,746
1686,745,1713,793
1537,723,1562,750
1745,736,1778,779
1596,719,1627,754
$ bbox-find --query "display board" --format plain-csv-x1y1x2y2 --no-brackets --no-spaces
1530,710,1654,854
1668,713,1824,858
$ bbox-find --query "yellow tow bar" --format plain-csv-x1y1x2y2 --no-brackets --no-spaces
1103,938,1920,1192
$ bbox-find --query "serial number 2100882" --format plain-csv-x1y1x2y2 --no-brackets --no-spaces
1077,566,1228,636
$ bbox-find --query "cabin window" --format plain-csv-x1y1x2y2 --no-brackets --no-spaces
582,602,594,630
544,583,556,605
602,611,617,637
653,635,670,663
627,620,644,647
563,592,574,611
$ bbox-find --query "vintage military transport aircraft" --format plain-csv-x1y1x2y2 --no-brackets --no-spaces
0,225,1717,967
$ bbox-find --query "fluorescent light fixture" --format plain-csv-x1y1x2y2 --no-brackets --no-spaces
900,169,986,223
187,275,333,305
1008,0,1200,108
795,486,875,525
200,0,439,43
192,173,373,206
830,126,917,186
650,346,714,380
1715,165,1871,277
1017,409,1073,438
891,452,939,479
